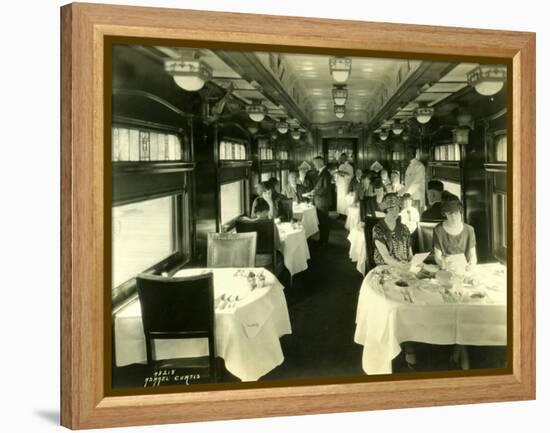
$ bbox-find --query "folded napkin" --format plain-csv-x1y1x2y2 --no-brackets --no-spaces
234,291,275,338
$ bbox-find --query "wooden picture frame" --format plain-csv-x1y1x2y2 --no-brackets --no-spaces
61,2,536,429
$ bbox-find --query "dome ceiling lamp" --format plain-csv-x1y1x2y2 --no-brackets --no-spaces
379,129,389,141
467,64,507,96
276,118,289,134
391,120,404,135
165,51,212,92
246,100,267,122
332,85,348,106
334,105,346,119
329,56,352,83
291,129,301,140
414,103,434,124
247,123,259,135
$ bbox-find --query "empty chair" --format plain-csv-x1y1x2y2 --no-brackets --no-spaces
136,272,218,383
235,217,284,274
206,232,257,268
278,198,294,222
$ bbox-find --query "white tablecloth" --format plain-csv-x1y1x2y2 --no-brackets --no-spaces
354,263,507,375
345,205,361,231
348,226,367,275
292,203,319,238
114,267,292,382
277,222,310,276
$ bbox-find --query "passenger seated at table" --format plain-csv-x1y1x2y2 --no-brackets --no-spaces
372,193,412,269
361,171,375,197
348,168,365,206
433,194,477,270
399,193,420,234
433,194,477,370
387,170,403,193
380,169,391,190
282,170,299,202
251,181,279,219
251,197,281,249
365,179,386,217
421,180,445,221
267,177,287,201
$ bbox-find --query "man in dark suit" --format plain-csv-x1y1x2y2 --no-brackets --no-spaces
305,156,333,246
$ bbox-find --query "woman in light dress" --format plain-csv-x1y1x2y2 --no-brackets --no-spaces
335,153,354,216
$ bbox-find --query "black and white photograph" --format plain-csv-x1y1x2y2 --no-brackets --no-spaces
110,43,509,390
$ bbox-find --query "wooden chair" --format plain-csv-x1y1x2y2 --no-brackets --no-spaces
235,217,284,275
278,198,294,222
206,232,257,268
417,220,441,263
136,272,218,383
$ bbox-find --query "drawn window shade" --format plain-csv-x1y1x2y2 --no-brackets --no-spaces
434,143,461,161
112,196,176,288
219,140,247,160
495,134,507,162
112,126,182,161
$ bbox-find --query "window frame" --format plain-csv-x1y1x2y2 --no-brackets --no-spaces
219,178,248,231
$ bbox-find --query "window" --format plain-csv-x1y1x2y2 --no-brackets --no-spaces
220,180,246,224
112,196,176,288
495,134,507,162
112,126,182,161
440,180,461,198
434,143,461,161
392,151,400,161
261,172,275,182
260,147,273,160
219,140,247,160
279,150,289,160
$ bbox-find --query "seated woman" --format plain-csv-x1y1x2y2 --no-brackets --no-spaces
387,170,403,193
433,195,477,269
282,170,299,201
247,197,282,262
267,177,287,201
365,178,386,217
433,194,477,370
372,193,416,369
373,193,412,268
399,193,420,234
251,181,279,219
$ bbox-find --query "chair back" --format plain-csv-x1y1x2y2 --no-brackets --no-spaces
364,216,383,273
206,232,257,268
235,218,275,255
278,198,294,222
136,273,216,377
417,221,441,253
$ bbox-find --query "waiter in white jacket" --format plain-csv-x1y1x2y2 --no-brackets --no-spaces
399,146,426,212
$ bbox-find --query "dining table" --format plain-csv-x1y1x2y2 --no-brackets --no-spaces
354,262,507,375
347,225,367,275
114,267,292,382
345,205,362,231
276,221,311,276
292,202,319,238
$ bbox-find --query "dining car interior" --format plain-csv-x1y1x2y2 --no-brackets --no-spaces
110,43,508,389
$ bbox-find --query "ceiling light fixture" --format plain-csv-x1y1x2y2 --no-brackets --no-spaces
392,120,404,135
332,85,348,106
379,130,389,141
291,129,301,140
164,56,212,92
276,119,289,134
329,56,352,83
334,105,345,119
247,123,259,135
414,104,434,124
467,64,507,96
246,101,266,122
